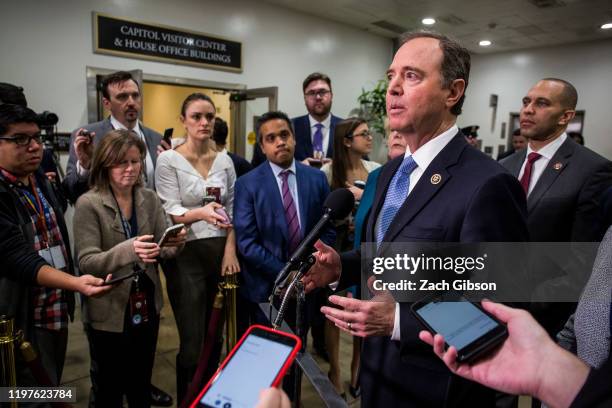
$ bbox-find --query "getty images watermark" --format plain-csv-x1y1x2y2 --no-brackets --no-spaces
360,242,600,303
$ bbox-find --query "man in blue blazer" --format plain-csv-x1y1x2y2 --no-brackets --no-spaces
234,111,335,327
251,73,343,167
303,31,528,407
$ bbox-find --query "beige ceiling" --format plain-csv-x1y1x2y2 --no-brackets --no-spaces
264,0,612,53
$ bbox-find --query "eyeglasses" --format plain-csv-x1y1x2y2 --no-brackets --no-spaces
0,133,43,146
304,90,331,99
350,130,373,139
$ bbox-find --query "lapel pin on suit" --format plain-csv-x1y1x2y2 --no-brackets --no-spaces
553,162,563,171
430,174,442,184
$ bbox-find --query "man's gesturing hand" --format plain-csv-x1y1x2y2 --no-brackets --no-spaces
302,240,341,293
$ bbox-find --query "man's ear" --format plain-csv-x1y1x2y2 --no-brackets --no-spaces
446,79,466,110
559,109,576,126
102,97,111,112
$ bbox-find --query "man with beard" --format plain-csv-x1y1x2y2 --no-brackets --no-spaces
63,71,172,407
251,73,343,167
64,71,164,203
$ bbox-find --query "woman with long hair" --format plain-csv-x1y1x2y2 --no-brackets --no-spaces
155,93,239,404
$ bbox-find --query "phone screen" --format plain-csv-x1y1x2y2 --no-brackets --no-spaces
199,331,295,408
415,301,500,351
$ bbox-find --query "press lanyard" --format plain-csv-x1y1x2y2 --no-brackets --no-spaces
21,175,51,248
111,190,142,285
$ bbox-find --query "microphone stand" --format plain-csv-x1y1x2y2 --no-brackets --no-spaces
271,255,315,408
272,255,315,330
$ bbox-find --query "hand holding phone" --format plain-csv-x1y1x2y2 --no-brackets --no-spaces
158,223,185,246
191,325,301,408
101,270,140,286
214,207,231,225
411,292,508,363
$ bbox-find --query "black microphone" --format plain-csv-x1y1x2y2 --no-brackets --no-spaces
273,188,355,287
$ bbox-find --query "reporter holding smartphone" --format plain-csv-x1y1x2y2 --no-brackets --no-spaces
73,130,186,407
154,93,239,404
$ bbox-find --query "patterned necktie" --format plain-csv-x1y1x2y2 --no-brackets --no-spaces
313,123,324,155
519,152,542,195
280,170,302,253
376,156,418,244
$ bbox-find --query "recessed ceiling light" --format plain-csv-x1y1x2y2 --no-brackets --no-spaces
479,40,492,47
601,22,612,30
422,18,436,26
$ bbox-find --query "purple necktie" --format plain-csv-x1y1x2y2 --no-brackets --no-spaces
313,123,323,155
280,170,301,254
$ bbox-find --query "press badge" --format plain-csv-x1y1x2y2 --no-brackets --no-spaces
38,245,67,270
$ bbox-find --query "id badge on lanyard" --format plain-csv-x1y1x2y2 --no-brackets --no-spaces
113,191,149,326
24,177,67,270
38,245,67,269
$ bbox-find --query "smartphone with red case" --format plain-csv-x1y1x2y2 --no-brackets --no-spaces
190,325,301,408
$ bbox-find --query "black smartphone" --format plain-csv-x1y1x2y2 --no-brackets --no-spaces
157,223,185,246
411,292,508,363
192,325,301,408
101,270,139,286
163,128,173,146
80,129,93,142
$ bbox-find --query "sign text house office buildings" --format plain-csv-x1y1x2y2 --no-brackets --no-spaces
94,12,242,72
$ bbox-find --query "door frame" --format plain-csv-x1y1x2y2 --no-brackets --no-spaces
85,66,249,151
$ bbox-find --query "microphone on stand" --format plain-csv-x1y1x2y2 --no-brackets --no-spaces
273,188,355,288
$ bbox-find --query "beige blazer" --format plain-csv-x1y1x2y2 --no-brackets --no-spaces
74,186,181,333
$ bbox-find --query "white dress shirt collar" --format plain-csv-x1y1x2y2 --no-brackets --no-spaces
308,114,331,129
269,159,297,178
110,115,142,136
404,125,459,171
526,132,567,160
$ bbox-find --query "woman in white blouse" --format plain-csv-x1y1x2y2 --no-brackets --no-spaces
154,93,239,403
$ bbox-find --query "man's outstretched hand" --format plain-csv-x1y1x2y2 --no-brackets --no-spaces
302,240,341,293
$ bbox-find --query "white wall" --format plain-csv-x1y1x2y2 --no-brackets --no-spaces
0,0,392,132
460,39,612,159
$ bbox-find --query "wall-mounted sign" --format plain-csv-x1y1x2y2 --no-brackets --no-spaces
93,12,242,72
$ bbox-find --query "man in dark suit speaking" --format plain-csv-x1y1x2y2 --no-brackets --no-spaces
303,31,528,407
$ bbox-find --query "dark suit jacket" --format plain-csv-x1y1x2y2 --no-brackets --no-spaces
340,132,528,407
501,137,612,335
250,114,343,167
571,353,612,407
63,118,162,203
234,161,335,303
228,151,253,178
500,137,612,242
